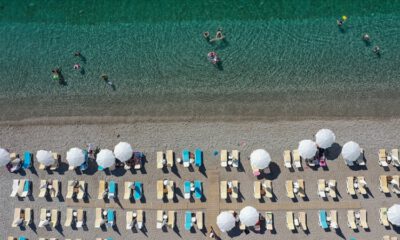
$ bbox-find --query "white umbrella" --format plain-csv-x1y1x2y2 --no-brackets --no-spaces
66,147,85,167
298,140,317,159
239,206,259,226
0,148,11,166
315,129,336,149
36,150,54,166
114,142,133,162
96,149,115,169
388,204,400,226
217,211,236,232
341,141,361,162
250,149,271,169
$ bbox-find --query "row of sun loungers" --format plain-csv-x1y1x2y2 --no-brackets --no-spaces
383,236,399,240
283,150,302,169
10,179,31,198
220,180,239,199
220,150,240,168
286,211,307,231
379,149,400,168
253,180,273,199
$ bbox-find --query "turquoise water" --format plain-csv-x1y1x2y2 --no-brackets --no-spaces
1,1,400,120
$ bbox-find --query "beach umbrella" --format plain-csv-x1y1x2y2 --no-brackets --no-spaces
96,149,115,169
0,148,11,166
216,211,236,232
388,204,400,226
66,147,85,167
298,140,318,159
341,141,361,162
36,150,54,166
250,149,271,169
114,142,133,162
239,206,259,226
315,129,336,149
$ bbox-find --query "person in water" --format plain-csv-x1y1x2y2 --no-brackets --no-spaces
362,33,370,42
203,31,210,42
73,64,81,70
52,68,65,85
337,16,347,28
373,46,380,55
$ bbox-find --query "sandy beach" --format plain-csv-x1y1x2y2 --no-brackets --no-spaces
1,118,400,239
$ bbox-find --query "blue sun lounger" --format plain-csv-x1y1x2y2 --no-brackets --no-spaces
23,181,30,194
319,210,328,229
134,181,142,200
107,209,115,226
184,181,191,199
182,149,190,167
195,148,202,167
18,237,27,240
194,180,202,199
108,181,116,199
185,211,192,230
80,150,89,171
22,151,32,169
98,165,104,171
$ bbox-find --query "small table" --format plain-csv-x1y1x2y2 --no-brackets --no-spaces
103,210,107,216
191,217,197,223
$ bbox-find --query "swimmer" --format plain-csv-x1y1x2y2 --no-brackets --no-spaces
203,31,210,40
73,64,81,70
216,31,224,40
362,33,370,42
74,51,81,57
337,19,343,27
373,46,380,55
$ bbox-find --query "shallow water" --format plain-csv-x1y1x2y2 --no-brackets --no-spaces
1,1,400,121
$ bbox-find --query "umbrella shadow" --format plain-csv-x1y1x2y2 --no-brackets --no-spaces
264,162,281,180
325,143,342,160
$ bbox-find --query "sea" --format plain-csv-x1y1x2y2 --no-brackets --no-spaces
1,0,400,121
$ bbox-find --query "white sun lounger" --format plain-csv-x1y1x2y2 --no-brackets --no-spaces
329,180,337,198
76,209,84,228
196,211,203,230
10,179,19,197
137,210,143,229
24,208,32,226
380,175,390,193
126,211,133,229
157,180,164,200
379,149,388,167
220,181,227,199
51,209,59,227
64,208,73,227
232,150,239,167
392,149,400,167
17,179,25,197
38,208,47,228
66,181,74,199
221,150,228,167
265,212,273,231
157,151,164,169
297,179,306,198
346,177,356,195
77,181,85,200
156,210,164,229
124,181,132,200
166,150,174,167
293,149,301,169
298,211,307,231
283,150,292,169
98,180,105,200
286,211,295,230
360,209,368,229
380,207,389,227
264,180,273,198
232,180,239,199
51,180,59,198
330,210,338,229
254,181,261,199
168,210,175,229
94,208,103,228
12,208,21,227
347,210,357,230
357,176,367,195
38,180,48,198
286,180,295,199
167,181,174,200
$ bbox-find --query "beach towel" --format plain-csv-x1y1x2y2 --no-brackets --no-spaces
22,151,31,169
194,180,202,199
134,181,142,200
195,148,202,167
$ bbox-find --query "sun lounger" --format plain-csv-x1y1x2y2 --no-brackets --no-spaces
196,211,203,230
76,209,84,228
232,180,239,199
64,208,73,227
265,212,273,231
134,181,142,200
126,211,133,229
24,208,31,226
283,150,292,169
38,180,47,198
286,180,295,199
167,181,174,200
98,180,106,199
330,210,338,229
292,149,301,169
232,150,239,167
347,210,357,230
297,179,306,198
328,180,337,198
319,210,328,229
182,149,190,167
391,175,400,194
51,209,59,227
254,181,261,199
195,148,202,167
346,177,356,195
391,237,398,240
185,211,192,230
392,149,400,167
383,236,390,240
298,212,307,231
17,179,25,197
20,180,30,198
107,209,114,227
66,181,74,199
264,180,273,198
136,210,143,229
357,176,367,195
286,211,295,230
156,210,164,229
379,175,390,193
166,210,174,229
12,208,21,227
51,180,59,198
380,207,390,227
360,209,368,229
220,181,227,199
166,150,174,167
124,182,132,200
221,150,228,167
157,180,164,200
50,153,59,171
38,208,47,227
108,181,116,199
157,151,164,169
22,151,32,169
10,179,19,197
194,180,202,199
184,181,191,199
94,208,102,228
379,149,388,167
77,181,85,199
